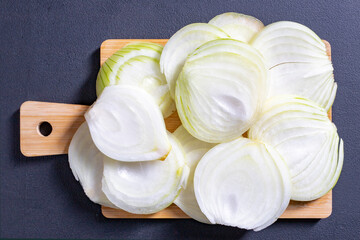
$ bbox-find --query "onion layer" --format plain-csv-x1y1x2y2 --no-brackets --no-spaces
194,137,291,231
102,132,189,214
251,21,336,111
249,95,344,201
68,122,116,208
85,85,170,162
175,39,267,143
96,42,174,117
173,126,216,223
160,23,229,98
209,12,264,42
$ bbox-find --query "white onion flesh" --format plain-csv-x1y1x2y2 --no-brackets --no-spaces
175,39,267,143
160,23,229,98
209,12,264,42
96,42,175,118
116,55,175,118
102,132,189,214
194,137,291,231
251,21,336,111
66,15,344,230
248,95,344,201
173,126,216,223
97,42,162,95
68,122,116,208
85,85,171,162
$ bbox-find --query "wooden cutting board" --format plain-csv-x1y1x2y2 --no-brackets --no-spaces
20,39,333,219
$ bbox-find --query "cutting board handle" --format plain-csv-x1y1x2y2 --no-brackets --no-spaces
19,100,181,157
20,101,89,157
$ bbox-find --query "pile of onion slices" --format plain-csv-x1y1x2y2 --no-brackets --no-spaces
68,12,343,231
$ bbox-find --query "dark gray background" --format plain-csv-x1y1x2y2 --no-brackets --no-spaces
1,0,359,239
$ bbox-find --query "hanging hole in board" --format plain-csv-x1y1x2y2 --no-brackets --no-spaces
38,121,53,137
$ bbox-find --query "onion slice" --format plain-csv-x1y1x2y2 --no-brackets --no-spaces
194,137,291,231
248,95,344,201
102,132,189,214
209,12,264,42
173,126,216,223
175,39,267,143
251,21,336,111
97,42,162,95
68,122,116,208
96,42,174,117
116,55,175,118
160,23,229,98
85,85,170,162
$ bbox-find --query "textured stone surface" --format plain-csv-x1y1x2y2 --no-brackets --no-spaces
1,0,359,238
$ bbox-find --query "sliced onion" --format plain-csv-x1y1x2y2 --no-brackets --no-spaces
194,137,291,231
116,55,175,118
175,39,267,143
251,21,336,110
209,12,264,42
68,122,116,208
85,85,170,162
173,126,216,223
160,23,229,98
102,132,189,214
97,42,162,95
248,95,344,201
96,42,175,117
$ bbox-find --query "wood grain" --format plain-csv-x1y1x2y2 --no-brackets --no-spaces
20,101,88,156
19,38,334,219
102,191,332,219
100,39,168,65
